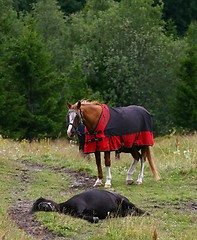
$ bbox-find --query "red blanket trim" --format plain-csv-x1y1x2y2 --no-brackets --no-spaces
84,105,154,153
121,131,154,147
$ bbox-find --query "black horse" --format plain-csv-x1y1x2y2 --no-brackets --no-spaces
31,189,148,223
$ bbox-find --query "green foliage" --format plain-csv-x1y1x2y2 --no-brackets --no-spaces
32,0,72,72
0,14,66,139
174,22,197,130
58,0,86,14
68,0,185,134
12,0,86,14
84,0,114,12
12,0,36,12
0,0,22,39
63,63,90,103
162,0,197,36
0,1,25,138
0,0,196,137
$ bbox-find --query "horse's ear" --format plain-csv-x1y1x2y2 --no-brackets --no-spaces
77,100,81,109
66,100,72,109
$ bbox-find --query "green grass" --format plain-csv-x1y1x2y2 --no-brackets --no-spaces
0,134,196,239
0,158,32,240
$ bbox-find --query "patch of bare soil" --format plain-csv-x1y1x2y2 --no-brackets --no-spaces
148,199,197,211
9,161,96,240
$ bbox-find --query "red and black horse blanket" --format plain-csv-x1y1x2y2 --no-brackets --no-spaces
84,104,154,153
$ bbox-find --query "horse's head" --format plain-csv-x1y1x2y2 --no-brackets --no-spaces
66,100,83,138
31,197,60,213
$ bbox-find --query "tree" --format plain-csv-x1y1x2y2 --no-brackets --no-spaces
0,15,66,139
0,0,23,40
0,0,25,138
58,0,86,15
69,0,185,134
32,0,72,72
12,0,86,15
174,22,197,130
12,0,36,13
162,0,197,36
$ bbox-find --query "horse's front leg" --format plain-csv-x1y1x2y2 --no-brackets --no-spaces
104,151,112,188
93,151,103,187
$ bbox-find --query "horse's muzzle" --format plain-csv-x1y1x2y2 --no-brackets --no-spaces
67,130,75,138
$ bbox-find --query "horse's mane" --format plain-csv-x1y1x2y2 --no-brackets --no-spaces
80,99,100,105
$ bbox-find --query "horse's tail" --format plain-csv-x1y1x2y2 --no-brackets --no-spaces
146,146,160,181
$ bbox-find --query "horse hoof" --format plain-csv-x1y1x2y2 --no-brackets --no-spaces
93,181,102,187
104,183,111,188
126,180,134,185
136,181,142,185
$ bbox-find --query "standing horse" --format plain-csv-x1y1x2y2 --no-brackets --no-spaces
66,100,160,188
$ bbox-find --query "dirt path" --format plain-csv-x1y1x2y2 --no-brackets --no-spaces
9,161,197,240
9,161,96,240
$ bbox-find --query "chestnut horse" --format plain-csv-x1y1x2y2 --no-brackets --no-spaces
66,100,160,188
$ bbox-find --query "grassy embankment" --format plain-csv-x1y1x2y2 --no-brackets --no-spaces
0,134,196,239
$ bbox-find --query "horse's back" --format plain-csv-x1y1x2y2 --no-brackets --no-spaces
62,189,118,219
105,105,153,136
65,189,116,206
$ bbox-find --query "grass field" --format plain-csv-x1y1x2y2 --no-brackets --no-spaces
0,133,196,239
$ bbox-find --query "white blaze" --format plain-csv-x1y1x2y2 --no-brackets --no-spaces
67,111,77,138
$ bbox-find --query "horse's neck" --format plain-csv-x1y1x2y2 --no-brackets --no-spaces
81,104,102,132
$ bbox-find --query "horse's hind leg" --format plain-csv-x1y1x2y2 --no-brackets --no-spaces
126,159,138,185
127,157,145,185
146,146,160,181
136,146,150,184
136,157,145,184
126,147,140,185
93,151,103,187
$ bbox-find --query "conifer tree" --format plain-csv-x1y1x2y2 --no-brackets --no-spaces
174,22,197,130
32,0,71,72
0,15,66,139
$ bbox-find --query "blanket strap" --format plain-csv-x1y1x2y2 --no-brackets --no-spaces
85,130,102,135
86,138,102,143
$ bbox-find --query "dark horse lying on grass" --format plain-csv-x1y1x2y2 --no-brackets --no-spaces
31,189,148,223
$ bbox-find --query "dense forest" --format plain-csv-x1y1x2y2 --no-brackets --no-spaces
0,0,196,139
